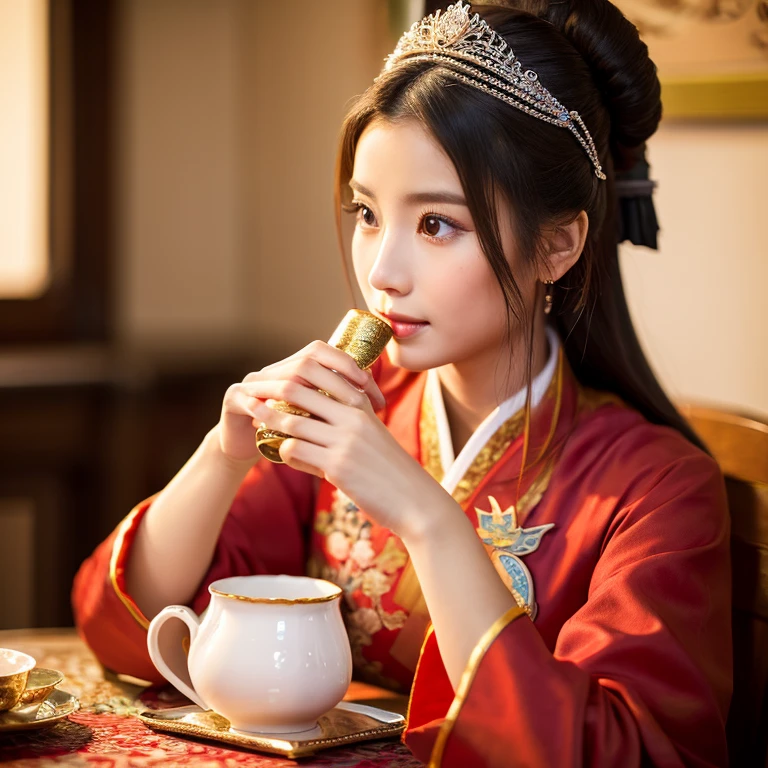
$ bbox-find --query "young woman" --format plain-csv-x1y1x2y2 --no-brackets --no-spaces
73,3,732,765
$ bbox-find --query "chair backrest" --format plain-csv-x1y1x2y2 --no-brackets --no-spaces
679,404,768,768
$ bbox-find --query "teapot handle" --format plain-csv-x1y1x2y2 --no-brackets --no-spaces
147,605,209,710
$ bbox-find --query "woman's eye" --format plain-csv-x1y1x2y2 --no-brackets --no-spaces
360,206,376,227
421,215,454,239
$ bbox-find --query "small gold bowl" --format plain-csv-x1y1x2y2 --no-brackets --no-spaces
18,668,64,707
0,649,36,712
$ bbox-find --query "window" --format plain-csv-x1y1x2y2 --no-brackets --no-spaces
0,0,49,299
0,0,113,344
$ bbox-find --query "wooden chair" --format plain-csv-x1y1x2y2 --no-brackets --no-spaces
679,404,768,767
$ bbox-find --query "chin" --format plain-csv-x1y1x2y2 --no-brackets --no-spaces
385,341,445,372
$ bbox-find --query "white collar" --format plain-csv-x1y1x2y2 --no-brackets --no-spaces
426,326,560,494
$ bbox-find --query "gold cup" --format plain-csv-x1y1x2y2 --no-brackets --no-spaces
255,310,393,463
0,649,36,712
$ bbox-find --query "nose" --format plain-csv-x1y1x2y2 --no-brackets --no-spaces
367,227,412,297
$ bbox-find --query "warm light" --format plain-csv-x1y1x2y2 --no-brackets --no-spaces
0,0,49,299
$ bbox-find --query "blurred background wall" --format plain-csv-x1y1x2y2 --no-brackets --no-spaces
116,0,389,356
621,124,768,418
0,0,765,628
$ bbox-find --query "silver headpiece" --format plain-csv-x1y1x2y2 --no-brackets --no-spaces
383,2,606,181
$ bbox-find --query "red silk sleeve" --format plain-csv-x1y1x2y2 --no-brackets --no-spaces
405,452,732,767
72,459,316,683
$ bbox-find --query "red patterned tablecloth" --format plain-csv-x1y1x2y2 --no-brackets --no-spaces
0,629,422,767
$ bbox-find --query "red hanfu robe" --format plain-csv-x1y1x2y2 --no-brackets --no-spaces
72,332,732,767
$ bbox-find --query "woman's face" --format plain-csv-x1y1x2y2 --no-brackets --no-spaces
349,118,534,373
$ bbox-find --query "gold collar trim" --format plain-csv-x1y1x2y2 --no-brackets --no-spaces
420,347,564,506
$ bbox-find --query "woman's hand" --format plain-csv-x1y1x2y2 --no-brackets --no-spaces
245,341,444,539
240,342,521,695
216,340,386,466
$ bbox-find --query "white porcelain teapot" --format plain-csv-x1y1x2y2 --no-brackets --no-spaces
147,575,352,734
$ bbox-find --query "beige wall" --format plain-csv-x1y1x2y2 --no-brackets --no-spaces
620,122,768,418
115,0,240,347
114,0,388,355
113,0,766,415
238,0,389,354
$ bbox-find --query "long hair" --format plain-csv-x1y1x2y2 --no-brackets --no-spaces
334,2,705,450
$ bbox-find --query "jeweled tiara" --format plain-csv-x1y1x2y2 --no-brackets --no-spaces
383,2,606,181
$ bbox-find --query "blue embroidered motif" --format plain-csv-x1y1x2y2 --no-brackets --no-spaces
475,496,554,619
495,552,533,605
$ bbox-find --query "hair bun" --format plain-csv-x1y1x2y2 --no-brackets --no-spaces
485,0,662,170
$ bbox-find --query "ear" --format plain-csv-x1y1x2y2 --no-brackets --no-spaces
538,210,589,282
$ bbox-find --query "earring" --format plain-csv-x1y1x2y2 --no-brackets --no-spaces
543,280,554,315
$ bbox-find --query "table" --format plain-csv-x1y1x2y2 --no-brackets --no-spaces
0,629,422,767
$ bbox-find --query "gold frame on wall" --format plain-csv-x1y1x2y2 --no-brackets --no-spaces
661,72,768,120
410,0,768,121
616,0,768,121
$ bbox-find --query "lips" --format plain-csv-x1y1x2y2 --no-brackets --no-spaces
379,311,429,340
381,311,425,324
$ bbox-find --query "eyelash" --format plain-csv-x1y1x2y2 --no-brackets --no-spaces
418,208,465,243
342,201,465,243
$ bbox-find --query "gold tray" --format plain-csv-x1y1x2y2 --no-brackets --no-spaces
138,701,406,758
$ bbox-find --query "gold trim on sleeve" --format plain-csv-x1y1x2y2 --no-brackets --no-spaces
403,623,435,739
428,604,528,767
109,505,151,630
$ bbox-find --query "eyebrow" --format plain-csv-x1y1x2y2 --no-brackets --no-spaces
349,180,467,207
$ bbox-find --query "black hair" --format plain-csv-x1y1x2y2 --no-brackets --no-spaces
335,1,705,450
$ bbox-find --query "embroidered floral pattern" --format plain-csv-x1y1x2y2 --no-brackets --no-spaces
308,489,409,690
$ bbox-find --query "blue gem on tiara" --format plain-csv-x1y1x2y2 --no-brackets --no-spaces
558,112,569,121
